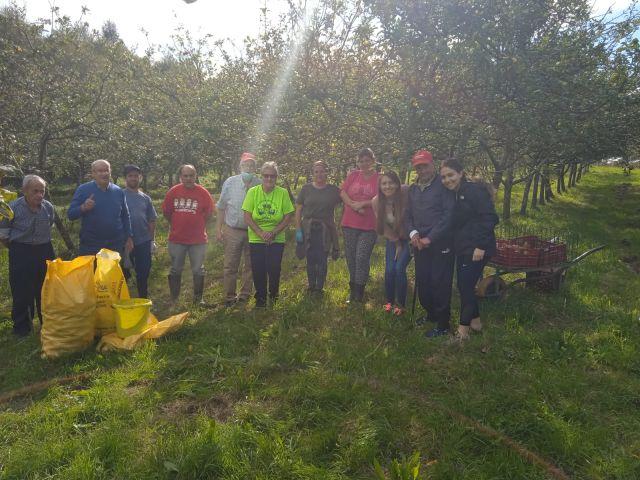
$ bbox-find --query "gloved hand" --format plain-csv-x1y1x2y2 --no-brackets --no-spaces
295,229,304,243
122,251,133,270
151,241,158,256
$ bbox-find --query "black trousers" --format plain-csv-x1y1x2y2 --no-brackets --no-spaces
456,254,488,326
306,221,328,290
123,240,152,298
8,241,55,335
249,242,285,305
414,245,454,330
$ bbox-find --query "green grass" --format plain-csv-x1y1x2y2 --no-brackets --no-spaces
1,166,639,479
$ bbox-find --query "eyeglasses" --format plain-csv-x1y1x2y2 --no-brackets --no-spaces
262,174,277,179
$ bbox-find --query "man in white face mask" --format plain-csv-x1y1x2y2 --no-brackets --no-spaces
215,152,261,306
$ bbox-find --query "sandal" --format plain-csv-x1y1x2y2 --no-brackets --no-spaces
383,303,393,313
393,306,404,316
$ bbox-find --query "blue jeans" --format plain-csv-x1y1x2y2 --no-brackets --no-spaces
384,239,411,306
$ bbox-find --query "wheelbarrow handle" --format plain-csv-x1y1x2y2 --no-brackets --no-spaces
569,244,606,265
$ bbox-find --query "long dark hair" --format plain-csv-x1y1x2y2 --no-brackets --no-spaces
376,170,406,237
440,158,495,201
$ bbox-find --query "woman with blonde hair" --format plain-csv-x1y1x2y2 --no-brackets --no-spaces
242,162,295,307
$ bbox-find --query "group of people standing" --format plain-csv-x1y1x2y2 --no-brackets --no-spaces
0,147,498,342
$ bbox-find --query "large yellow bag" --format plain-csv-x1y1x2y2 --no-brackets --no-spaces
41,256,96,359
96,312,189,352
95,248,130,336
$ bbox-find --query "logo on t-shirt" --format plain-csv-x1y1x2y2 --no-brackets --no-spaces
174,197,198,214
257,200,276,218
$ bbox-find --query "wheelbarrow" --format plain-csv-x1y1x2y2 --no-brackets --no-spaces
476,236,606,299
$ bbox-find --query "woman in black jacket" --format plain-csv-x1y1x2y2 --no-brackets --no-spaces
440,159,499,339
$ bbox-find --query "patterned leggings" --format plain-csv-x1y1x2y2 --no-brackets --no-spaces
342,226,377,286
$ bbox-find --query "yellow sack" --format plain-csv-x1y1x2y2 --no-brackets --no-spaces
95,248,130,336
41,256,96,359
96,312,189,352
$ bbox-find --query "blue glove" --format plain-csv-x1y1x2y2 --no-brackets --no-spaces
296,229,304,243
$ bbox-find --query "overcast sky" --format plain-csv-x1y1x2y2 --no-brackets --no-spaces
1,0,633,56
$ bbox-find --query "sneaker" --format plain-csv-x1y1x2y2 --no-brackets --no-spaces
393,306,404,316
415,315,432,326
424,327,450,338
383,303,393,313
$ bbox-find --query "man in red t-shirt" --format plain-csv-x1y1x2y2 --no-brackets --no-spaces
162,164,215,305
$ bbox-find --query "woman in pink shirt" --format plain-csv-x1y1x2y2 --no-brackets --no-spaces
340,148,379,303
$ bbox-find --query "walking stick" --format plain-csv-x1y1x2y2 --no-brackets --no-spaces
411,245,418,320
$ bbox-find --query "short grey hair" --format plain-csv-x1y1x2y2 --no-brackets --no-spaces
91,159,111,171
261,161,278,176
22,174,46,189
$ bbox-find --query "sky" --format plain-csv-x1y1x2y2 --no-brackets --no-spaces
1,0,634,57
1,0,290,56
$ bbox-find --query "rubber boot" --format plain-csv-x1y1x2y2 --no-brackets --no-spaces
193,274,205,306
168,274,181,303
345,282,356,304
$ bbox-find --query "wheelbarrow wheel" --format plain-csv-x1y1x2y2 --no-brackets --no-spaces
476,275,507,299
526,268,566,292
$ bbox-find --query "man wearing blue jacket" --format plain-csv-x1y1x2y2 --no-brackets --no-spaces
67,159,133,256
406,150,455,338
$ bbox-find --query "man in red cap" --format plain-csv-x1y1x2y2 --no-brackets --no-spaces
406,149,455,337
215,152,261,306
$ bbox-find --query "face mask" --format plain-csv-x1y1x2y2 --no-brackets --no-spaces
241,172,255,182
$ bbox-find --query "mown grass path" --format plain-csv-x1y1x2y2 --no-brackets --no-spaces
1,167,639,479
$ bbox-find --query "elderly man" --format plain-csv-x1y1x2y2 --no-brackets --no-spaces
123,164,157,299
406,149,455,338
162,164,215,305
0,175,56,336
215,152,261,306
67,159,133,256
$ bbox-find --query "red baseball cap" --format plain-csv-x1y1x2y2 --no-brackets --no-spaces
240,152,256,162
411,150,433,167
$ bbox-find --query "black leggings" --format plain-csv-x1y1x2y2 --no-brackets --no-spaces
456,254,488,326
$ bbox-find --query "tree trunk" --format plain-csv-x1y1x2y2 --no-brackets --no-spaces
502,169,513,221
557,166,566,193
491,170,502,190
538,175,546,206
37,133,50,173
576,163,583,182
531,173,539,209
520,174,533,216
568,163,577,187
45,191,76,255
544,177,554,202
